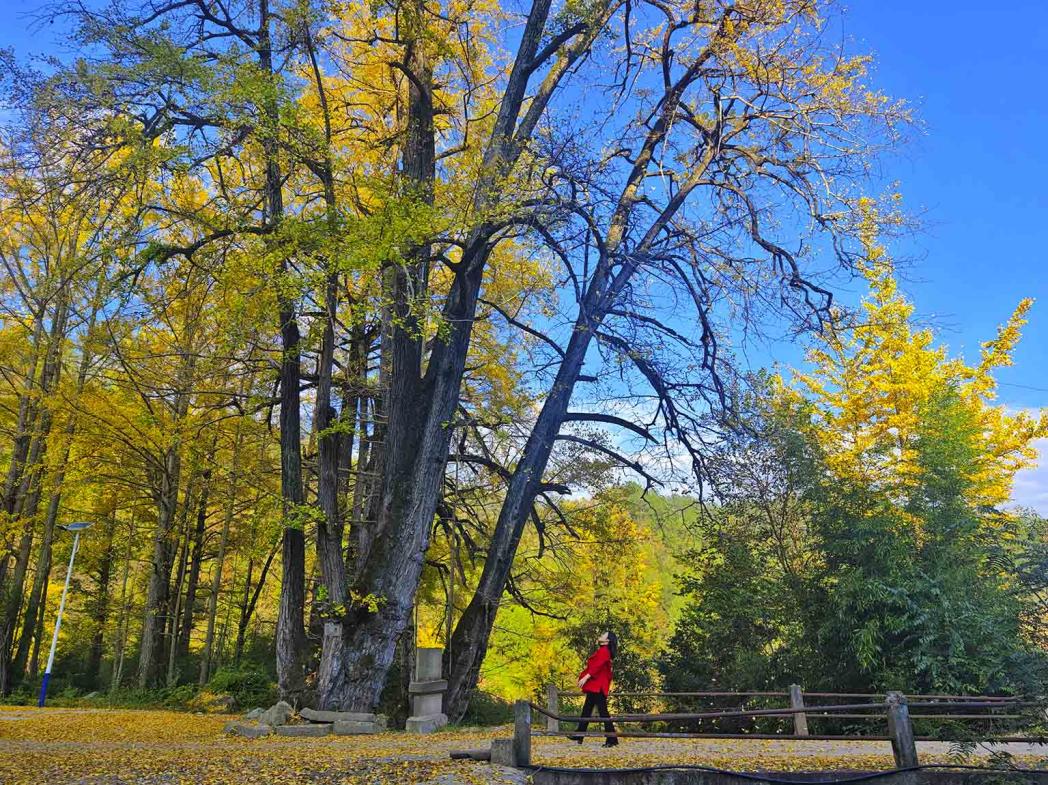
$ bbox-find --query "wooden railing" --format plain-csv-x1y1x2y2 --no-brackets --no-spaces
504,687,1045,769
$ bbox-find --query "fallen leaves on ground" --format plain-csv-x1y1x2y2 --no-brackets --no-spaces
0,708,1045,784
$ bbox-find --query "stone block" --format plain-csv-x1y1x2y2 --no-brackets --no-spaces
408,679,448,694
411,692,444,718
274,723,332,737
415,647,444,681
300,707,376,724
224,721,273,738
243,708,264,721
332,720,384,735
489,738,516,767
259,700,293,727
405,712,448,734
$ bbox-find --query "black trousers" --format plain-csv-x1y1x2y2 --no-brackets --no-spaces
573,691,617,743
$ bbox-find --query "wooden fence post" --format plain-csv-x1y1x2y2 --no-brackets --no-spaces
886,691,919,769
789,684,809,736
513,700,532,767
546,684,560,732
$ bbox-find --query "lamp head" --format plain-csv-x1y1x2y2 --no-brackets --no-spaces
60,521,94,532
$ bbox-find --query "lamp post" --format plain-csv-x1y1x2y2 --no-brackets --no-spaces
38,521,93,708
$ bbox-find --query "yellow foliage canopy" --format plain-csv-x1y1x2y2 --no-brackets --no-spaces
794,201,1047,510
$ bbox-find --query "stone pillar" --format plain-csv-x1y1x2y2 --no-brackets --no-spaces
406,647,448,733
789,683,809,736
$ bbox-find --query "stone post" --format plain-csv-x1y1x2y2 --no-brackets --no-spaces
789,683,809,736
546,683,560,732
406,647,448,733
513,700,532,767
886,691,919,769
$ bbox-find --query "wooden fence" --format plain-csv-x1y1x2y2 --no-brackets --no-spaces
506,687,1045,769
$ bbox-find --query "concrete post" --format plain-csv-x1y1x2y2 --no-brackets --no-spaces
886,691,919,769
406,647,448,733
513,700,532,767
789,684,809,736
546,683,560,732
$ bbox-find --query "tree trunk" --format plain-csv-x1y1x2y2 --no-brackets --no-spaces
13,288,106,686
110,515,135,692
166,495,193,687
27,562,48,680
256,0,306,703
200,430,241,684
236,543,278,667
445,316,596,717
443,51,716,716
138,336,196,688
1,293,70,694
179,469,211,659
325,0,571,712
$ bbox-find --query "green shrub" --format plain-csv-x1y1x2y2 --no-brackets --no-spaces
206,666,277,709
160,683,197,709
458,691,514,727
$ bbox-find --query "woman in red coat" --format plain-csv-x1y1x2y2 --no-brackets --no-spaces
568,631,618,747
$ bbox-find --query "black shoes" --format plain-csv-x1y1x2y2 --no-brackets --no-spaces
567,734,618,747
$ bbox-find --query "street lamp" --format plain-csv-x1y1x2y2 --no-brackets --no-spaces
38,521,94,708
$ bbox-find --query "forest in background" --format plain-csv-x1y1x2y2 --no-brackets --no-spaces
0,0,1046,724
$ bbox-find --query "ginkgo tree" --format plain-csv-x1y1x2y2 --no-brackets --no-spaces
795,201,1047,510
666,212,1048,697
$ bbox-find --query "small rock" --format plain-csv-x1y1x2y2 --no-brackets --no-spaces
83,691,100,700
244,707,264,721
259,700,293,727
489,738,515,767
224,721,273,738
274,723,332,737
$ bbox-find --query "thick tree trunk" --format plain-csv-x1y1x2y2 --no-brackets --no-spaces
315,269,348,709
138,457,182,688
10,504,55,685
444,321,595,718
443,59,714,716
255,1,306,703
307,45,350,707
87,518,116,688
327,0,566,712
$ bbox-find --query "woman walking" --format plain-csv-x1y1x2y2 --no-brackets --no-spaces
569,631,618,747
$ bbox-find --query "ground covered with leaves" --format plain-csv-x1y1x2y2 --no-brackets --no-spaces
1,707,1046,784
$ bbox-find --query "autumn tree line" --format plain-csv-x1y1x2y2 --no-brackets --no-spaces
0,0,1044,719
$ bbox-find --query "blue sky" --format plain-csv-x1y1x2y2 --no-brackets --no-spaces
1,0,1045,509
841,1,1048,512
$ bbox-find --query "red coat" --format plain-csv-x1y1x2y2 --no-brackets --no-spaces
579,645,613,695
